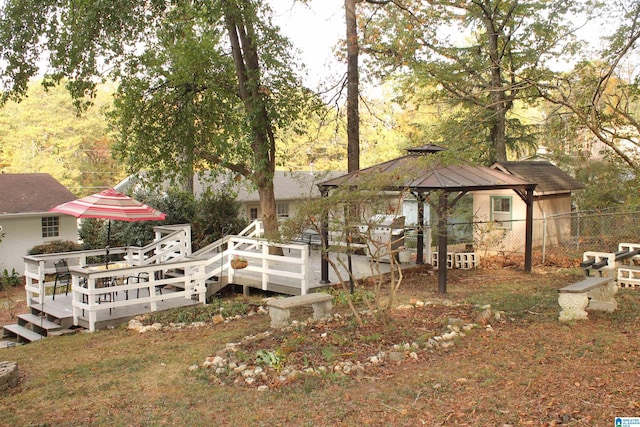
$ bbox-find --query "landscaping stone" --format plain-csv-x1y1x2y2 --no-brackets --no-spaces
389,351,406,362
192,300,479,389
0,361,19,392
475,308,493,326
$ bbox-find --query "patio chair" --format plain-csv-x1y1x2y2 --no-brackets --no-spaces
53,259,71,300
126,272,165,299
96,276,116,314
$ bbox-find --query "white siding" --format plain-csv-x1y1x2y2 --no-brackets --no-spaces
0,214,78,275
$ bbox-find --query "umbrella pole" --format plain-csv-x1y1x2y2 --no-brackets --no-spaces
105,220,111,269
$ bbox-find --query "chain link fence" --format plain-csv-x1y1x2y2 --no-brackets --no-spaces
434,209,640,267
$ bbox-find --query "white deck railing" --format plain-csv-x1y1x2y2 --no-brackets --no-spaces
23,225,191,306
70,259,207,332
227,236,310,294
22,220,312,331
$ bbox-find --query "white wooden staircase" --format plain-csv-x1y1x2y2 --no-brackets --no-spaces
2,305,76,345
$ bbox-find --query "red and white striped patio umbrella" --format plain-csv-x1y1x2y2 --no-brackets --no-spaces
49,188,166,222
50,188,166,266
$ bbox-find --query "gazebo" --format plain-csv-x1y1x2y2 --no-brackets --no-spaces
318,145,537,294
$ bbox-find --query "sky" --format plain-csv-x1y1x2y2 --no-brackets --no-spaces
269,0,345,89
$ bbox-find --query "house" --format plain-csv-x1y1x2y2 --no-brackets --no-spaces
195,171,345,221
472,161,585,253
116,170,431,247
0,173,78,275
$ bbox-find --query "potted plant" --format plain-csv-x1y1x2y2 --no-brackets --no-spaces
230,255,248,269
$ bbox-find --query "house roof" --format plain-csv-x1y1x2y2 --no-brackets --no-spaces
0,173,77,214
491,161,585,195
197,171,345,202
319,154,537,193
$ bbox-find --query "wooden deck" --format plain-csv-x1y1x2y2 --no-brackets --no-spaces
229,249,407,295
30,287,200,331
33,250,405,328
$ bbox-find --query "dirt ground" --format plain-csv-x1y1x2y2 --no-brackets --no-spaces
2,260,640,426
0,285,27,327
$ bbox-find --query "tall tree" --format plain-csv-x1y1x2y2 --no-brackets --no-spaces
0,0,305,240
535,0,640,174
345,0,391,173
0,82,121,194
361,0,586,164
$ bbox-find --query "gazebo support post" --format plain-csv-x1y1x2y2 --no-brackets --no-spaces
320,188,330,284
437,192,448,294
524,188,534,273
416,193,426,265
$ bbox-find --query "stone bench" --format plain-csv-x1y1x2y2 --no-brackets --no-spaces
267,293,334,329
558,275,618,321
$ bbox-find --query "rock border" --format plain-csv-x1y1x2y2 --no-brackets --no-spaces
191,302,504,390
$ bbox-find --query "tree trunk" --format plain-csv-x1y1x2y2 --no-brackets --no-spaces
258,183,279,240
223,0,280,242
346,0,360,173
483,6,508,163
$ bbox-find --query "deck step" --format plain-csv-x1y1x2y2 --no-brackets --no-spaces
47,329,80,337
18,313,64,332
3,324,44,343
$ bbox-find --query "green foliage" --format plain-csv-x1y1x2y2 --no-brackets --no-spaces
0,268,21,290
0,81,123,194
572,158,640,210
255,349,284,371
0,0,312,244
192,189,249,249
362,0,588,163
320,347,335,363
145,299,250,325
77,189,245,251
326,288,373,306
28,241,83,255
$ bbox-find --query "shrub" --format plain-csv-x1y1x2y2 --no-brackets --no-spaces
28,240,83,255
77,188,246,252
0,268,21,290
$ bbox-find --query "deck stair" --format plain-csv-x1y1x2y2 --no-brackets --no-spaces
3,324,43,343
3,307,76,344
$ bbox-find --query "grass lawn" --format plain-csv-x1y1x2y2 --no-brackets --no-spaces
1,265,639,426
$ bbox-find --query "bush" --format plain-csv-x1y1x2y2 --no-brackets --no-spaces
191,189,248,250
77,188,246,252
0,268,21,290
28,240,83,255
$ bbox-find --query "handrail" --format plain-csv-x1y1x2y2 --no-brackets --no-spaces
227,236,310,294
239,220,264,238
23,221,312,330
23,225,190,307
70,258,206,332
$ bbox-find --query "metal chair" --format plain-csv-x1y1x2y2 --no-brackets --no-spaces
53,259,71,300
126,272,165,299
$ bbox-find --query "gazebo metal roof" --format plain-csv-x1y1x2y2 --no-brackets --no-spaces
319,152,536,193
318,148,538,294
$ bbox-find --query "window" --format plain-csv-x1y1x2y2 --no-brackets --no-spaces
42,216,60,238
249,207,259,220
276,203,289,219
490,196,512,229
